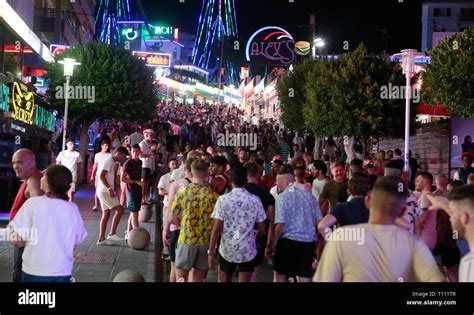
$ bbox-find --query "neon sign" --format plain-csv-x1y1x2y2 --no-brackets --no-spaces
0,75,55,131
49,44,70,56
143,24,176,40
245,26,296,65
122,28,138,40
12,82,35,125
132,51,171,67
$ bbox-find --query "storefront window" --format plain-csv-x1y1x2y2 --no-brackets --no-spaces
0,23,25,79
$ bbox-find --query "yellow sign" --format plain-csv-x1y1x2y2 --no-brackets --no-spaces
12,82,35,124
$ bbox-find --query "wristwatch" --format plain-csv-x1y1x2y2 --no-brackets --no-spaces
207,249,216,256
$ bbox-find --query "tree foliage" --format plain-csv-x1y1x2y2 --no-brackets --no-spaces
278,43,415,139
275,58,314,132
421,28,474,117
45,42,157,125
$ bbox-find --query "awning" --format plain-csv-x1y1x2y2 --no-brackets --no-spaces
417,103,449,116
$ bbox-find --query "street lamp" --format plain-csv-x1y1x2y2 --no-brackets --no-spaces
57,58,81,152
312,37,325,58
392,49,425,174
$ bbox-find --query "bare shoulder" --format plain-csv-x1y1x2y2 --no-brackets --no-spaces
26,175,43,197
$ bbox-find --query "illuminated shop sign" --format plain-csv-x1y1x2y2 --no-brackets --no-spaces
142,24,177,40
1,78,55,132
12,82,35,124
245,26,296,65
49,44,71,56
132,51,171,67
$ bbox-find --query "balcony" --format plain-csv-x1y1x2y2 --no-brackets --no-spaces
39,8,55,33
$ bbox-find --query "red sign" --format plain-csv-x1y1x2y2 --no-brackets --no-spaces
132,51,171,67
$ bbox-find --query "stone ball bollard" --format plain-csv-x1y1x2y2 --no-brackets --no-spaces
139,205,153,222
113,269,145,282
127,227,150,250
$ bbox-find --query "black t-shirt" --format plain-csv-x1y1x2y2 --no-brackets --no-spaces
245,183,275,232
123,158,142,193
330,197,369,226
337,182,349,203
244,183,275,210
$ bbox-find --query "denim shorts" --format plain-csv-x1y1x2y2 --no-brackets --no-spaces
22,272,72,283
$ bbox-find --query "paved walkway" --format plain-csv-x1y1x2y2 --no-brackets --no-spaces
0,185,156,282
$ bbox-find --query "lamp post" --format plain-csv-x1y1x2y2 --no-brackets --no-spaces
58,58,81,152
312,37,325,58
392,49,425,173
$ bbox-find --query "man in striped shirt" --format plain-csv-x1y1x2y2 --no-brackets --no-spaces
277,136,291,164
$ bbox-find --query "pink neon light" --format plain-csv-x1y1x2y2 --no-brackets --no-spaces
264,31,290,41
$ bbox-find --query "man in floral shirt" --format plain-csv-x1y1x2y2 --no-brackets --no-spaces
208,165,266,282
169,159,218,282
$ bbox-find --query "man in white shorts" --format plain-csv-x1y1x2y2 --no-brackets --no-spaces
96,142,129,245
56,138,82,201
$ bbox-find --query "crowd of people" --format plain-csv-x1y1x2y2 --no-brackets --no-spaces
4,101,474,283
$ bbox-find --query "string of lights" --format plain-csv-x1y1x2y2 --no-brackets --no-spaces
192,0,240,86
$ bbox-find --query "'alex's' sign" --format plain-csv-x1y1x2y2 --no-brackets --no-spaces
246,26,296,65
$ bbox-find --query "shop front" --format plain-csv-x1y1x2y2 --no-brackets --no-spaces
0,79,56,221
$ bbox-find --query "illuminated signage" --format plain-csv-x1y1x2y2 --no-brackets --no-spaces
49,44,71,56
1,84,9,112
245,26,296,65
0,77,55,132
132,51,171,67
121,28,138,40
142,24,177,40
12,82,35,125
196,82,218,95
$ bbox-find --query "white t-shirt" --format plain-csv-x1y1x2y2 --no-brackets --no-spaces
8,196,87,276
251,116,259,126
158,172,172,208
312,177,328,201
56,150,82,182
212,188,266,263
459,251,474,282
170,164,185,182
95,152,115,192
139,140,155,171
313,224,445,282
110,138,121,155
270,185,279,201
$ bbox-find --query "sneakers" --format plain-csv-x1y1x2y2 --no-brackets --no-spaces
107,234,124,242
96,239,113,246
124,232,129,241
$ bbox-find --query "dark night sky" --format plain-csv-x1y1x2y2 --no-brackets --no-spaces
138,0,424,54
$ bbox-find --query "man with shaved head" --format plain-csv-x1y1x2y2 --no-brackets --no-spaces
10,148,44,282
314,176,444,282
270,166,322,283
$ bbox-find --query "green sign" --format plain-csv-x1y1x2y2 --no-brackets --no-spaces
142,24,175,39
0,81,55,132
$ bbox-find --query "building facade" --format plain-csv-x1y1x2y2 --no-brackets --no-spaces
421,0,474,51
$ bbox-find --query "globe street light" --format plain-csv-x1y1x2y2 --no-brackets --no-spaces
392,49,425,174
57,58,81,152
